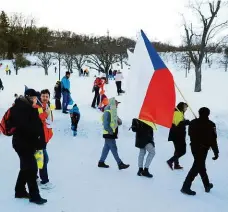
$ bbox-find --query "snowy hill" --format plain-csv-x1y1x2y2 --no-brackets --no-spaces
0,54,228,212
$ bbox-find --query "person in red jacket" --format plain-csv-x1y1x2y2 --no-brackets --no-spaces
98,90,109,112
91,77,102,108
35,89,54,190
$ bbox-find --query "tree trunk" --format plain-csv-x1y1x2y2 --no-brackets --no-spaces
185,67,188,78
16,68,18,75
225,63,227,72
105,70,109,84
120,58,123,69
45,67,48,75
194,66,202,92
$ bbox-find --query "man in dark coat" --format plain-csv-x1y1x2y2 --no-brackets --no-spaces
11,89,47,204
135,120,155,178
181,107,219,195
54,81,62,110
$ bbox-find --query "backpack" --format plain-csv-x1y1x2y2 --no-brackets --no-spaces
0,108,16,136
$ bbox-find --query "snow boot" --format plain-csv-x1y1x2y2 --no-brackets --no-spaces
118,162,130,170
181,188,196,196
166,160,173,170
137,168,144,176
174,164,183,170
98,162,109,168
15,191,30,199
30,197,47,205
205,183,213,193
142,168,153,178
62,111,68,114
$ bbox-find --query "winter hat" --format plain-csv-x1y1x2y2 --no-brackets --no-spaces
199,107,210,117
24,89,39,97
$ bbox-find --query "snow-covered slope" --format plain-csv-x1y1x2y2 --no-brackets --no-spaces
0,54,228,212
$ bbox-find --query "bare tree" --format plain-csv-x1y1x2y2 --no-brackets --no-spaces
183,0,228,92
180,53,192,77
87,36,118,83
73,54,86,76
37,52,52,75
220,48,228,72
63,53,74,73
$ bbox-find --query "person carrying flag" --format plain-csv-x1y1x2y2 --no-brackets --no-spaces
167,102,190,170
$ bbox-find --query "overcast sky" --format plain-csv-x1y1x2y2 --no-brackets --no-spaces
1,0,227,45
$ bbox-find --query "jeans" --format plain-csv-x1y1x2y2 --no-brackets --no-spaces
62,91,70,112
15,149,40,200
138,143,155,168
39,149,49,184
99,139,122,165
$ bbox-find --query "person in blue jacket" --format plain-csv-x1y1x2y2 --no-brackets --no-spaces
61,71,71,113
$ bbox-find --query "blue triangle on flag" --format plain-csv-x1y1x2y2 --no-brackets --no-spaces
141,30,167,71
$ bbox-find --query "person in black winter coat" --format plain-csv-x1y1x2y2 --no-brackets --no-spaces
11,89,47,205
54,81,62,110
181,107,219,196
135,120,155,178
167,102,190,170
0,78,4,90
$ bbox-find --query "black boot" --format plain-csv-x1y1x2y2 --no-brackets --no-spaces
205,183,213,193
142,168,153,178
174,164,183,170
118,162,130,170
137,168,144,176
98,162,109,168
181,187,196,196
30,197,47,205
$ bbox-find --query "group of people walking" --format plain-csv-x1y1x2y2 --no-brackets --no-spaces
0,68,220,207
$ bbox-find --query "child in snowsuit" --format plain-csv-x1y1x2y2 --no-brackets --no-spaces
70,104,80,136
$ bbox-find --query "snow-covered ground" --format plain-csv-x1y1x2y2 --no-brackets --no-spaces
0,55,228,212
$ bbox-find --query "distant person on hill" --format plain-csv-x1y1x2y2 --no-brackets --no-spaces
91,77,102,108
109,69,113,80
70,104,80,137
61,71,71,114
181,107,219,196
115,70,124,95
0,78,4,90
54,81,62,110
98,98,130,170
133,119,155,178
5,65,9,75
167,102,190,170
54,66,57,73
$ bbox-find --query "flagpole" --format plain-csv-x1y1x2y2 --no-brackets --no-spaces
174,82,197,118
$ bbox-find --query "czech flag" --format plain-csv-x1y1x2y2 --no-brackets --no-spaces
123,30,176,129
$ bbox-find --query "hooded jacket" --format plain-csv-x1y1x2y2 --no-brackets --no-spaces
11,96,46,152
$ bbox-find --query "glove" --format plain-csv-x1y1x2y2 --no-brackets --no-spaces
212,154,219,160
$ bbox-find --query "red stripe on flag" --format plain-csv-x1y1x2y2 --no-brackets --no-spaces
139,68,176,128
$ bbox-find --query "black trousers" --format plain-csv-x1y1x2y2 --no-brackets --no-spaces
168,139,186,166
91,87,100,107
116,81,122,95
15,149,40,200
55,99,61,110
183,146,210,189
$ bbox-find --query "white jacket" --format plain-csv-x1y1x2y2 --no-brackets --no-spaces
115,73,123,82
